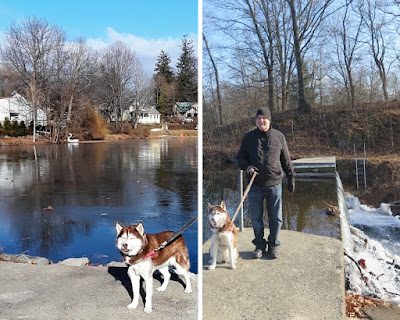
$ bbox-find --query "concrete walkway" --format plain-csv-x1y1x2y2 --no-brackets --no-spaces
203,228,345,320
0,262,197,320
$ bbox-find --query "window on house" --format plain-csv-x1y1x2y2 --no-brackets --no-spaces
10,112,19,120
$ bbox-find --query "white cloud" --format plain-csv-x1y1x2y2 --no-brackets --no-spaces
87,27,198,76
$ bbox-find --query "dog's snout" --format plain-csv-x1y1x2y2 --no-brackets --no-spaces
123,243,128,248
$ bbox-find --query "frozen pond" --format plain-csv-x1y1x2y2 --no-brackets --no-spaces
0,138,198,272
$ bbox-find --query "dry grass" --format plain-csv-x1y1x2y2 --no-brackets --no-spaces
167,129,198,137
0,136,51,146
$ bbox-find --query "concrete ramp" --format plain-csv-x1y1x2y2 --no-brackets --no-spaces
203,228,345,320
0,263,197,319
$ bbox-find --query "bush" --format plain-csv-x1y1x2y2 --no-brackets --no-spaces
0,118,30,137
133,124,150,138
121,121,134,135
84,107,108,140
11,120,19,136
18,121,30,136
3,117,11,133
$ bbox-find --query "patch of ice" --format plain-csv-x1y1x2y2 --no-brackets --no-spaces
342,195,400,305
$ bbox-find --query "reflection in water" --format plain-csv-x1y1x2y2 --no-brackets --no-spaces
203,166,339,241
0,138,198,272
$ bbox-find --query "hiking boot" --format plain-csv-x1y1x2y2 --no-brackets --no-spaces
267,245,279,259
253,248,263,259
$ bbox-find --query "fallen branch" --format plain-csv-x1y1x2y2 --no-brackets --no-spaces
344,250,369,286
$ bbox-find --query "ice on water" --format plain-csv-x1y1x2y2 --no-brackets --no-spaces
343,194,400,305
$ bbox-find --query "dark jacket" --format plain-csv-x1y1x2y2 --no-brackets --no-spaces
236,127,295,187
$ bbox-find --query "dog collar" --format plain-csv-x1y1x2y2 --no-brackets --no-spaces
146,250,157,259
122,248,157,265
211,226,234,233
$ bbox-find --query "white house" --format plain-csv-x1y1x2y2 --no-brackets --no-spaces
0,92,47,126
138,106,161,124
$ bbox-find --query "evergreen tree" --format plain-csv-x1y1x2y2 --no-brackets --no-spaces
18,121,28,136
154,50,176,115
11,120,19,136
154,50,174,83
3,117,11,135
176,36,197,102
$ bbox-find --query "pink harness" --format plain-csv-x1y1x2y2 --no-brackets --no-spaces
123,250,157,264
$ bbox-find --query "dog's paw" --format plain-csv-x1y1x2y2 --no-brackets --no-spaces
184,287,192,294
230,264,236,269
144,306,152,314
208,264,216,270
156,286,166,292
127,301,138,309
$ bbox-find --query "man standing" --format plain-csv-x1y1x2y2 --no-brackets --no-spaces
236,107,295,259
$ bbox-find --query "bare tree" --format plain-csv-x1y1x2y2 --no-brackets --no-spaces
243,0,276,111
203,33,223,125
330,0,364,110
0,17,66,143
130,62,153,129
96,42,141,129
359,0,391,102
286,0,334,112
63,38,93,134
271,0,295,111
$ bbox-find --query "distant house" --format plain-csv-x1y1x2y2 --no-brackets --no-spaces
0,92,47,126
138,106,161,124
173,102,198,118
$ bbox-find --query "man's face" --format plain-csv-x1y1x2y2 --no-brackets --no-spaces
256,115,270,132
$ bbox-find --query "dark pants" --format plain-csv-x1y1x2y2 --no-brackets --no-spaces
247,183,283,250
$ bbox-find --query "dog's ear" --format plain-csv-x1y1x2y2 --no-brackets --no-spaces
116,222,123,234
220,200,226,211
207,203,213,212
136,222,145,237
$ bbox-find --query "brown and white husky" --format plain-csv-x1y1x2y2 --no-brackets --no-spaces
115,222,192,313
207,201,238,269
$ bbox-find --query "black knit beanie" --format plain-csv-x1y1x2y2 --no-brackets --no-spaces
256,107,271,121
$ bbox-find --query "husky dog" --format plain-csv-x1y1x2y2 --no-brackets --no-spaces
207,201,239,270
115,222,192,313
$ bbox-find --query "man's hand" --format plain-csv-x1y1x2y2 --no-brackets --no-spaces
246,165,259,176
288,177,295,194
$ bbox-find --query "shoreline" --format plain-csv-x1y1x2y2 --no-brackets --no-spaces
0,130,198,146
0,252,198,275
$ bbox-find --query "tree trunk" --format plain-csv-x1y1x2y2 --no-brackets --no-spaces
203,33,223,125
287,0,310,113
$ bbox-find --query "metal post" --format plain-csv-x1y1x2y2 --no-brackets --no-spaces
238,170,244,231
363,143,367,190
354,143,359,190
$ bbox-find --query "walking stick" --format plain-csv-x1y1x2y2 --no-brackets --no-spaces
231,172,258,222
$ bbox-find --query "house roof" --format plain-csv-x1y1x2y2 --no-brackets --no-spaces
0,92,30,112
175,102,197,113
142,106,160,115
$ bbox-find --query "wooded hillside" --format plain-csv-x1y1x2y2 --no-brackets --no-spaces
204,102,400,207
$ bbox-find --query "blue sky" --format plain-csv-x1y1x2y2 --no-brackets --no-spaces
0,0,198,75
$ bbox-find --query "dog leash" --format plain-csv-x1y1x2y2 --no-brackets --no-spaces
231,172,258,222
147,216,198,258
